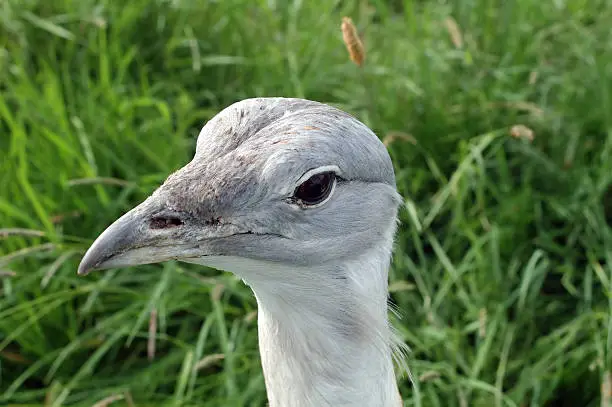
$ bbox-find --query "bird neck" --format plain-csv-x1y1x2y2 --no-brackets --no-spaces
247,243,403,407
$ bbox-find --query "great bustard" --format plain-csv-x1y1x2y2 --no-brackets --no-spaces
79,98,406,407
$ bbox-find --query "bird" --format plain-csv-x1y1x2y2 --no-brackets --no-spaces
78,97,407,407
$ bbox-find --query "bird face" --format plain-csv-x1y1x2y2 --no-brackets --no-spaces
78,98,401,277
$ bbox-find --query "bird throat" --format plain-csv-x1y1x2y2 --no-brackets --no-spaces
246,245,402,407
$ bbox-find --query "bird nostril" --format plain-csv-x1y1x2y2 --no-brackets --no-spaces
150,216,183,229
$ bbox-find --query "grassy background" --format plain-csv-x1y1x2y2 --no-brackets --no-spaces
1,0,612,406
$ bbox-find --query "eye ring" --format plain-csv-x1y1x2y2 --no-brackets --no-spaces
292,170,337,208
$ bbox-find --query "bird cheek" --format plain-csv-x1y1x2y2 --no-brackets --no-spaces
189,222,246,241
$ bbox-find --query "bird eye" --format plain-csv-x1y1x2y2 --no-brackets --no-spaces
293,172,336,207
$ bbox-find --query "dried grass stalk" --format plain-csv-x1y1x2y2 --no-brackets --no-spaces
148,308,157,361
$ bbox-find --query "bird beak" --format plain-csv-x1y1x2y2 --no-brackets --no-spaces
78,206,147,275
77,199,196,276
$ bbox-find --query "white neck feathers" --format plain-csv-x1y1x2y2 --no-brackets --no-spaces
197,228,405,407
241,243,402,407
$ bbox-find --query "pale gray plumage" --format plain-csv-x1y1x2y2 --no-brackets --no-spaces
79,97,406,407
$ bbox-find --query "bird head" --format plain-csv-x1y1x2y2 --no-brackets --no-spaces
78,98,401,279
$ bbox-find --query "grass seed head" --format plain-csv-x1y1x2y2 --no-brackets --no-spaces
342,17,365,66
510,124,535,141
444,17,463,49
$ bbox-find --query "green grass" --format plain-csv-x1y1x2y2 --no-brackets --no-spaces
1,0,612,405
